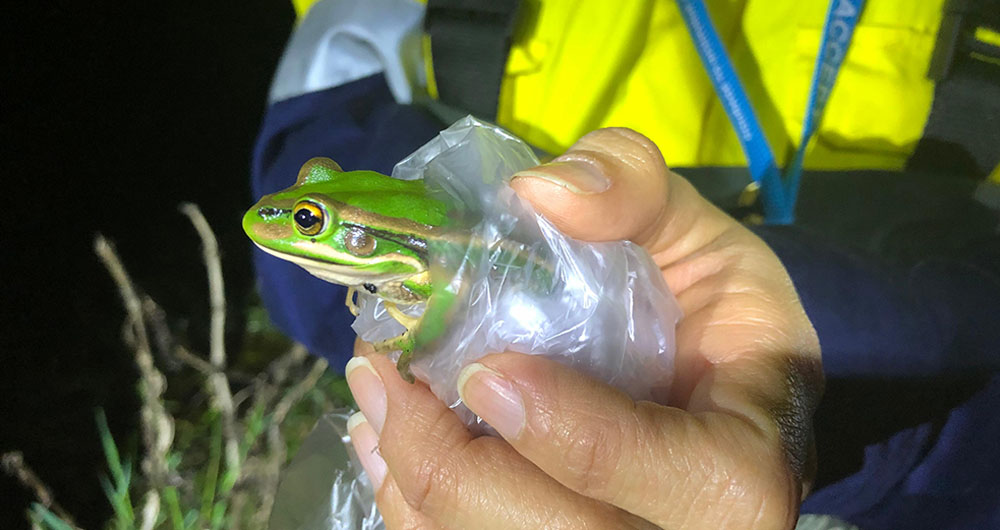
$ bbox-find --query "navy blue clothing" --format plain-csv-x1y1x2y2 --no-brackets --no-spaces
250,74,1000,528
801,374,1000,529
754,226,1000,379
754,226,1000,528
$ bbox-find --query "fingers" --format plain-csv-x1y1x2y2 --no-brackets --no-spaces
511,127,734,262
458,353,802,529
347,352,647,529
513,129,823,472
511,127,666,244
348,412,435,529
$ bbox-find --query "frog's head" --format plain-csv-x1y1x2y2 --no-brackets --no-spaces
243,158,449,289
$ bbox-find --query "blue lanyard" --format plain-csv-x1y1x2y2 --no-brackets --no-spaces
676,0,864,224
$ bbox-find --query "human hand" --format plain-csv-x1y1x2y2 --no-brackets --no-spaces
346,128,822,529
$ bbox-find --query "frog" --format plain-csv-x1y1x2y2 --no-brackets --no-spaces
243,157,464,383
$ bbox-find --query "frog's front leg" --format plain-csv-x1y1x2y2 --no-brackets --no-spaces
383,301,419,329
372,290,457,383
374,302,420,382
345,287,360,317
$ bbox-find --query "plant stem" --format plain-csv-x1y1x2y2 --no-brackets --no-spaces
94,235,173,524
2,452,80,528
179,203,240,488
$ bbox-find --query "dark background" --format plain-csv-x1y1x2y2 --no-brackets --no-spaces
2,2,295,526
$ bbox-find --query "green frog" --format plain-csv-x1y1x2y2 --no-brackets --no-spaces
244,157,465,382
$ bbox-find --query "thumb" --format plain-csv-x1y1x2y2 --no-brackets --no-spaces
513,127,699,246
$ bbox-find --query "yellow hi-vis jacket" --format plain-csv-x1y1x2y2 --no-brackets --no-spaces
293,0,980,176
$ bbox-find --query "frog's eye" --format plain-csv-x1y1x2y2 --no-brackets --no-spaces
344,227,376,256
293,201,325,236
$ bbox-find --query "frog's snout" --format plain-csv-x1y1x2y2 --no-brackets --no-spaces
243,197,295,243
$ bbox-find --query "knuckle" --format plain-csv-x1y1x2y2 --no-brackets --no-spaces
399,450,461,515
391,407,468,515
559,413,631,497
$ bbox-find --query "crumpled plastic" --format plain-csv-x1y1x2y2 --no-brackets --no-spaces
354,116,681,426
268,410,383,530
269,117,681,529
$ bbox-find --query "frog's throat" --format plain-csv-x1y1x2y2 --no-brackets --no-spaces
252,242,424,287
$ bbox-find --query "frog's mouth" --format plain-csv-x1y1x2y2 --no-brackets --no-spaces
252,242,420,287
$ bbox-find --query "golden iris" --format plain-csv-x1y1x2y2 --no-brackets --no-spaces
293,201,325,236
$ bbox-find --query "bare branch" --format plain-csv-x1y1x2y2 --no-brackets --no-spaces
268,343,309,387
257,423,285,529
174,343,216,377
80,209,340,529
94,235,173,509
273,357,329,427
228,492,247,530
178,203,240,486
177,203,227,368
142,297,182,372
210,370,240,480
253,356,328,527
139,491,159,530
2,452,81,528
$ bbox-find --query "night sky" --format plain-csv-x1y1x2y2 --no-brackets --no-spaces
2,2,295,526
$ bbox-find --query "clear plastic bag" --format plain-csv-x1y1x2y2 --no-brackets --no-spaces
268,410,383,530
353,116,680,427
274,117,681,528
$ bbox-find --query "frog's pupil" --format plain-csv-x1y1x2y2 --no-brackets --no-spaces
295,209,319,229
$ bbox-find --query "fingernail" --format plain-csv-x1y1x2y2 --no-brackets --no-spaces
513,158,610,194
347,412,387,490
346,356,387,434
457,363,525,439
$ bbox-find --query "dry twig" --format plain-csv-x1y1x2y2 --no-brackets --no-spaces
94,235,174,528
273,357,329,427
260,423,286,529
142,297,182,372
269,343,310,387
139,491,159,530
1,452,81,528
254,356,329,527
179,203,241,484
145,295,255,385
